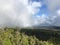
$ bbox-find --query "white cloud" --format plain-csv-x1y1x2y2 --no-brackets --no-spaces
18,0,28,5
0,0,31,27
0,0,42,27
57,9,60,15
32,2,42,8
33,14,47,25
0,0,60,27
27,1,42,15
31,0,60,26
42,0,60,26
44,0,60,11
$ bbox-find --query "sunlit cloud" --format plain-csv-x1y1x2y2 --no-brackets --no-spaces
57,10,60,15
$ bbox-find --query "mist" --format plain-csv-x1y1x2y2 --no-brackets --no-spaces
0,0,60,28
0,0,33,27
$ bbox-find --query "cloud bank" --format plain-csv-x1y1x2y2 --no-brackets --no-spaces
0,0,30,27
43,0,60,26
0,0,60,27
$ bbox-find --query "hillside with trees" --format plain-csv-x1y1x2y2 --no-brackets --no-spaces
0,27,60,45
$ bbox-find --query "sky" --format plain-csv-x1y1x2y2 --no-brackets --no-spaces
0,0,60,27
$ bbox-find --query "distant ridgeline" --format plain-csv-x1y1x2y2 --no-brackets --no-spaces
0,27,60,45
33,26,60,29
0,26,60,41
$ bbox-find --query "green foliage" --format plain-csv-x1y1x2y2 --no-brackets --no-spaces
0,28,60,45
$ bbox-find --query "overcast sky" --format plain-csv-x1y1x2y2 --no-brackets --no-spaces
0,0,60,27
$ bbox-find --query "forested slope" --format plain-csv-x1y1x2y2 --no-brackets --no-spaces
0,28,60,45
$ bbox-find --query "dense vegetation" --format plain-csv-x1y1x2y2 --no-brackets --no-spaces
0,28,60,45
